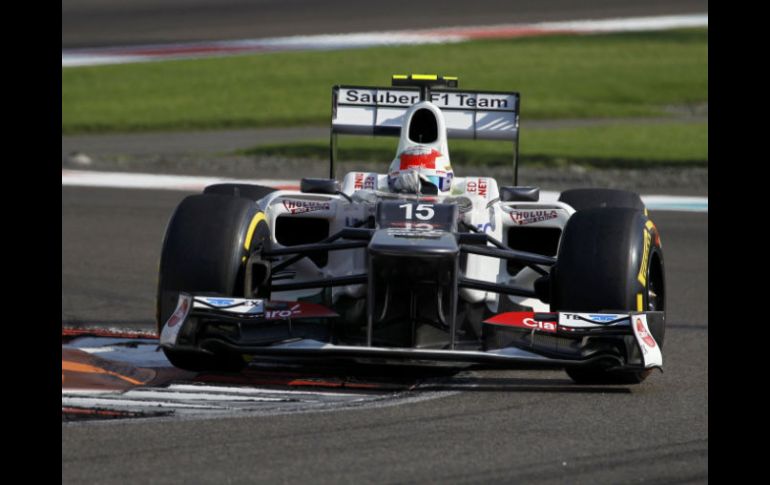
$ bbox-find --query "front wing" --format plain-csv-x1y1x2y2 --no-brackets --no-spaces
160,294,663,372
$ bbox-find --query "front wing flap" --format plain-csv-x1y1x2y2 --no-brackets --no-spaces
484,311,663,370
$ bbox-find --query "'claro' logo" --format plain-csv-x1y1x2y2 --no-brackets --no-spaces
488,312,558,333
522,318,557,332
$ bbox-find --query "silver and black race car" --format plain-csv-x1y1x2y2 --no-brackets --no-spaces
157,74,665,384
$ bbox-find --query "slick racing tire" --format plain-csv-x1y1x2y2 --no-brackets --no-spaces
558,188,645,212
156,194,270,371
550,207,665,385
204,183,277,201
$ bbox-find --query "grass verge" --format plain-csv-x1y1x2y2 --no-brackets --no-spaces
62,29,707,134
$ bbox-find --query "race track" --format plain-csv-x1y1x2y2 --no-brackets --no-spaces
62,186,707,483
62,0,707,482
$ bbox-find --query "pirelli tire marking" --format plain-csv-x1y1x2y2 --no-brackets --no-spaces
638,227,652,287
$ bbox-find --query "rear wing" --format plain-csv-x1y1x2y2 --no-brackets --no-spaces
329,77,521,184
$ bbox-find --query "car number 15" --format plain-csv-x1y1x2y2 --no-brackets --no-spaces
399,203,435,220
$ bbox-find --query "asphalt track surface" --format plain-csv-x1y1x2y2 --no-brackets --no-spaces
61,186,708,483
63,0,708,48
62,1,707,482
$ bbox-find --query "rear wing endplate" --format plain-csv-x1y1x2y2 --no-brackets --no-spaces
330,84,521,183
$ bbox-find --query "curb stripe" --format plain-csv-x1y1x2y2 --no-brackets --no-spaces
62,360,146,386
61,169,298,191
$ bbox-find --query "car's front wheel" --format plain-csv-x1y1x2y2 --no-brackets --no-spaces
550,207,665,384
156,193,270,371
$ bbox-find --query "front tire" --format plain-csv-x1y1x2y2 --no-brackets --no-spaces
551,207,665,384
156,193,269,371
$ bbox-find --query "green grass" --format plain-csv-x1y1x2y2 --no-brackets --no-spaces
239,122,708,169
62,29,707,134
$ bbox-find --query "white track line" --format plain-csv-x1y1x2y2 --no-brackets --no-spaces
62,13,708,67
61,169,707,212
61,169,297,191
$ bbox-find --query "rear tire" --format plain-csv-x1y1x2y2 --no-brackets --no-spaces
558,188,644,212
156,194,269,371
204,183,277,201
551,207,665,384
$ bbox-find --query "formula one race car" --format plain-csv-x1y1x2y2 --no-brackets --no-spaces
157,74,665,384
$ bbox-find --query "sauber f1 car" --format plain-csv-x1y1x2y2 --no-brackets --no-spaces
157,74,665,384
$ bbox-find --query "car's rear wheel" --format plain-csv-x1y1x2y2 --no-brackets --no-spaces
558,188,645,212
203,183,277,201
550,207,665,384
156,193,270,371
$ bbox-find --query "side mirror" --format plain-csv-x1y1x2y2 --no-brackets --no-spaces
500,186,540,202
300,178,340,195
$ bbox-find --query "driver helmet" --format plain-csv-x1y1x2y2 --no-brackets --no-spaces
387,145,454,194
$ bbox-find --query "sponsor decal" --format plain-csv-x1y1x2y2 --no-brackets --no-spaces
194,298,264,314
559,313,628,328
387,221,441,230
465,179,489,198
430,93,512,109
485,312,558,333
342,90,512,110
265,304,301,319
353,173,377,191
510,210,558,225
440,172,453,192
160,294,192,345
166,296,190,329
344,89,419,106
387,228,443,238
201,298,236,307
475,222,493,233
478,179,488,198
630,314,662,368
587,314,619,322
264,301,339,319
399,147,441,170
636,318,657,348
282,199,332,215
